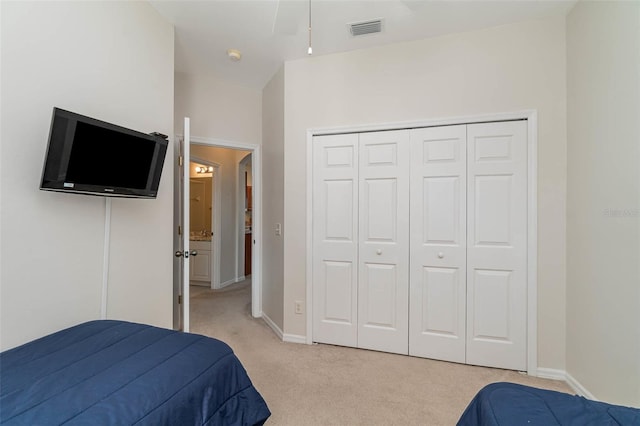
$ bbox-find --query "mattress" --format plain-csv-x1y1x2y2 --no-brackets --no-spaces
457,382,640,426
0,320,271,425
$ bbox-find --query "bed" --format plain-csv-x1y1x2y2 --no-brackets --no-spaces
0,320,271,425
457,382,640,426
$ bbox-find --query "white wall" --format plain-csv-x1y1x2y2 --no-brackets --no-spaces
261,67,285,330
566,0,640,406
175,71,261,144
0,1,174,349
282,16,568,369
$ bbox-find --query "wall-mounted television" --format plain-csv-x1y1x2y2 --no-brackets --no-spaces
40,108,168,198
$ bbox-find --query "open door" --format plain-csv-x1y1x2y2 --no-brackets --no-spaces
175,117,192,332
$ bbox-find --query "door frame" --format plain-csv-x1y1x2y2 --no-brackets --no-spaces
237,153,252,281
305,110,538,375
188,135,262,318
190,156,222,289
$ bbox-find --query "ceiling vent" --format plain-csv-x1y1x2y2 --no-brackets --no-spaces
349,19,383,37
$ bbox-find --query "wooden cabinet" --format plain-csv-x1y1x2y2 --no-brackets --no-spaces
244,233,252,276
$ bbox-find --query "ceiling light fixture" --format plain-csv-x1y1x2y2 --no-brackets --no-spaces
307,0,312,55
227,49,242,61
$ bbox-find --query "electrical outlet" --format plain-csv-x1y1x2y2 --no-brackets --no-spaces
294,300,303,314
275,223,282,236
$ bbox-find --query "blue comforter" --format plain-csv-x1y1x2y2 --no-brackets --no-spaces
457,382,640,425
0,320,271,425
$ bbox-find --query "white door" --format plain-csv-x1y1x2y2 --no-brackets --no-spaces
409,125,467,363
209,175,216,288
357,130,410,355
466,121,527,370
181,117,191,332
312,134,359,347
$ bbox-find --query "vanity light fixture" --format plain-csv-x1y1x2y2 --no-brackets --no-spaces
195,166,214,174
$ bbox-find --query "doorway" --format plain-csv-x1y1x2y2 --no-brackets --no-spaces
174,132,262,332
188,157,221,289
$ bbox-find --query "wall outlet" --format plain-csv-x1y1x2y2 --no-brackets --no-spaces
275,223,282,236
294,300,303,314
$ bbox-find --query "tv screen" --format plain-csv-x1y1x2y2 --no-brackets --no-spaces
40,108,168,198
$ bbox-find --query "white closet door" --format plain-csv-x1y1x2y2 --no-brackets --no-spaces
357,130,410,355
466,121,527,370
409,125,467,362
312,134,359,347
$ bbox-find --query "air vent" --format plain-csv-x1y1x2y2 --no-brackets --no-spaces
349,19,383,37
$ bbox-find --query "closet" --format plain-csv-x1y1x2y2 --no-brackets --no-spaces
312,120,528,371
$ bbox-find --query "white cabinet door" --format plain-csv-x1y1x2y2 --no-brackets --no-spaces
191,251,212,282
312,134,359,347
357,130,410,355
466,121,527,371
409,125,467,363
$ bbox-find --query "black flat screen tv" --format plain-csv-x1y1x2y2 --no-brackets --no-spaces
40,108,168,198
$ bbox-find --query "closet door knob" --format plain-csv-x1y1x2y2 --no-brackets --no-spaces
438,252,444,258
376,249,382,255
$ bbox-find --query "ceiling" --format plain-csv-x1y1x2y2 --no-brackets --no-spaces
150,0,576,90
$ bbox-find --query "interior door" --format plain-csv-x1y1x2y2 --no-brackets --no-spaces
357,130,410,355
409,125,467,363
209,175,215,288
312,134,359,347
174,137,183,330
181,117,191,332
466,120,527,370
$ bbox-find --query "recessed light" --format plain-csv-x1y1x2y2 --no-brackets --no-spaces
227,49,242,61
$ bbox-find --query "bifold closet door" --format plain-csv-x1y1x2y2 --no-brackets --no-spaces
313,121,528,369
312,130,410,355
357,130,410,355
409,125,467,363
312,134,359,347
466,121,527,371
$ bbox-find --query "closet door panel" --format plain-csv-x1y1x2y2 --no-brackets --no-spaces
313,134,359,347
466,121,527,371
358,130,410,355
409,125,467,363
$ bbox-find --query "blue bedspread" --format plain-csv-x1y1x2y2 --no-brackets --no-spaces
0,320,271,425
457,382,640,426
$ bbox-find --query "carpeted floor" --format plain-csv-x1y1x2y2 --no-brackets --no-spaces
190,280,573,425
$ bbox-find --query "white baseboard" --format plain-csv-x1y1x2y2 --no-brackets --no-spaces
565,372,598,401
536,368,598,401
261,313,283,340
218,276,247,289
261,313,307,344
283,333,307,344
536,367,566,381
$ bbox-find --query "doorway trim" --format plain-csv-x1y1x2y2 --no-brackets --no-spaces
189,135,262,318
238,153,253,282
305,110,538,375
190,156,222,289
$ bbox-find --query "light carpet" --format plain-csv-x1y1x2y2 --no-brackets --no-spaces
190,280,572,425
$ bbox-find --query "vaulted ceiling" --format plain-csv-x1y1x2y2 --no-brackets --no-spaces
150,0,576,90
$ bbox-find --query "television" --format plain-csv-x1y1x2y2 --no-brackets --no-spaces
40,108,168,198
